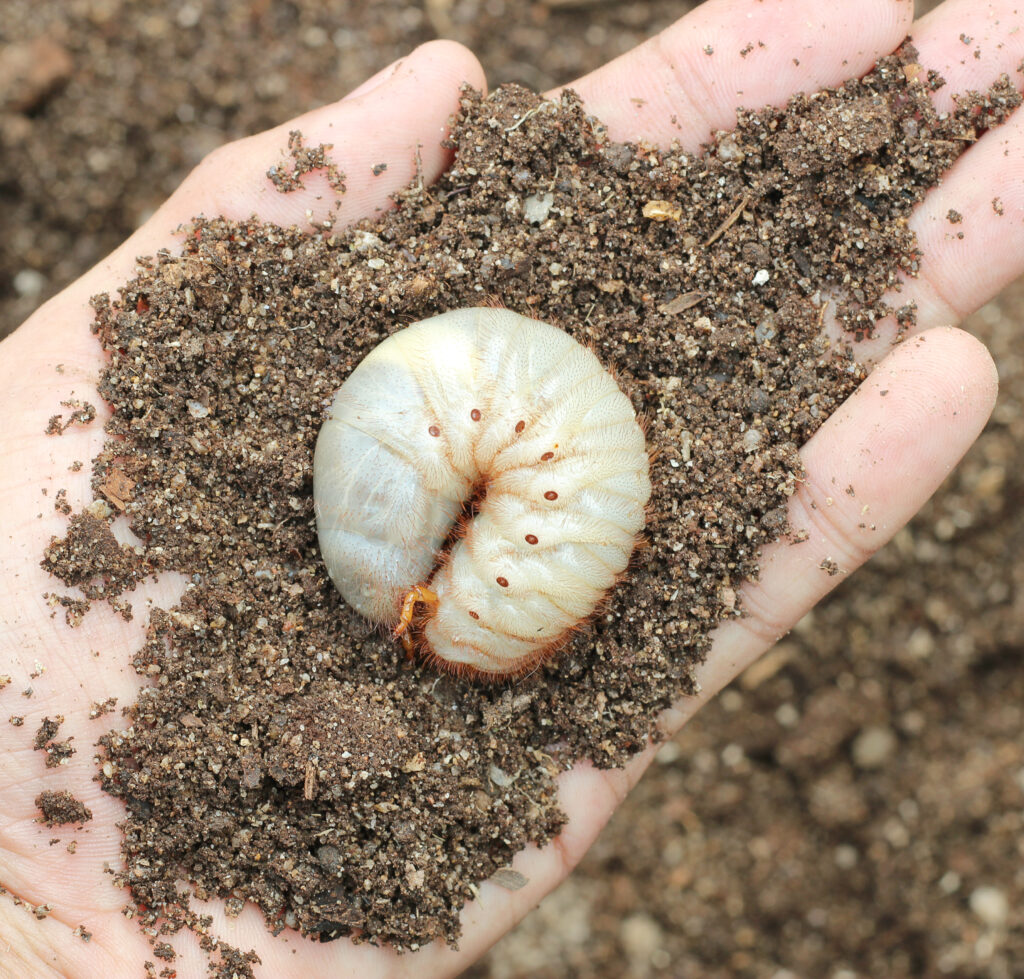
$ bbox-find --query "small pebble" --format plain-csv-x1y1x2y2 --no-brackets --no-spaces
754,315,777,343
834,844,858,869
851,725,897,769
969,886,1009,928
939,871,961,894
523,192,554,224
13,269,46,298
620,911,664,973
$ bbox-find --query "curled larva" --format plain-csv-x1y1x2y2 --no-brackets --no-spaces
313,307,652,679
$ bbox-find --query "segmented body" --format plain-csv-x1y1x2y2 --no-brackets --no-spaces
313,307,651,678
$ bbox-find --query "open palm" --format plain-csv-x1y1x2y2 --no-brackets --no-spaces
2,1,1022,975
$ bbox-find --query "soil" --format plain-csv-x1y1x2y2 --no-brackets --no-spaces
32,714,76,768
0,0,694,342
34,33,1020,967
34,790,93,827
6,1,1024,977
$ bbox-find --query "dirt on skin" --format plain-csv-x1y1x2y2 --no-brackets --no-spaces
0,0,697,341
35,42,1020,961
34,789,93,827
32,714,76,768
267,130,347,194
7,1,1024,976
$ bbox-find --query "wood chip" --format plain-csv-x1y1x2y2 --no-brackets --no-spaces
490,868,529,890
99,469,136,510
659,291,704,315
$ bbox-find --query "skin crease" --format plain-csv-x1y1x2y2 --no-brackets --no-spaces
313,307,651,679
0,1,1021,975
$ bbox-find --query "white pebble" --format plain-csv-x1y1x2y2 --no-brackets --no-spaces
939,871,961,894
851,725,896,769
350,231,383,253
969,886,1009,928
655,740,681,765
13,269,45,298
717,134,745,162
620,912,663,970
523,192,554,224
742,428,763,453
721,743,745,767
834,844,858,869
176,3,200,27
774,703,799,728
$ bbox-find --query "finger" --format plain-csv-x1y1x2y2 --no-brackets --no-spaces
836,1,1024,360
901,107,1024,337
392,325,998,976
885,0,1024,340
663,325,998,731
912,0,1024,114
9,39,485,341
553,0,912,146
155,38,485,235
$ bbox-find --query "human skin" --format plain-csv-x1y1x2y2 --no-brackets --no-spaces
1,1,1022,975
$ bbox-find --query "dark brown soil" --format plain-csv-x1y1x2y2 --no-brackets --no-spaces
36,40,1019,959
32,714,76,768
35,789,93,827
0,0,695,341
9,2,1024,976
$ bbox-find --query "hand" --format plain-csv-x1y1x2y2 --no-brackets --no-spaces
0,2,1020,976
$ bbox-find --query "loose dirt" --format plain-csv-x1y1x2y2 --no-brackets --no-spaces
36,41,1020,967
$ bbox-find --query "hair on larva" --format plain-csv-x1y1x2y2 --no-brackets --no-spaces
313,307,652,680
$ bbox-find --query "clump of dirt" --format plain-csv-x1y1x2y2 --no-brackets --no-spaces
41,506,150,624
42,508,149,599
41,44,1019,952
44,398,96,435
35,789,92,826
32,714,63,749
267,130,346,194
32,714,75,767
89,696,118,718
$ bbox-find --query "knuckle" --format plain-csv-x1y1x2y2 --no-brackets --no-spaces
183,136,252,198
195,139,239,175
733,585,797,648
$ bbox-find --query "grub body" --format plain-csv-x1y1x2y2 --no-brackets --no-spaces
313,307,650,677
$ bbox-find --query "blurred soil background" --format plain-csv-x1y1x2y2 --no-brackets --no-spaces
2,1,1022,975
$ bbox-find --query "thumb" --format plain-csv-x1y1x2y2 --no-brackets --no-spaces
9,38,485,355
157,38,486,235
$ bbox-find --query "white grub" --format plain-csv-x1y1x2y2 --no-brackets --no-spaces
313,307,651,679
